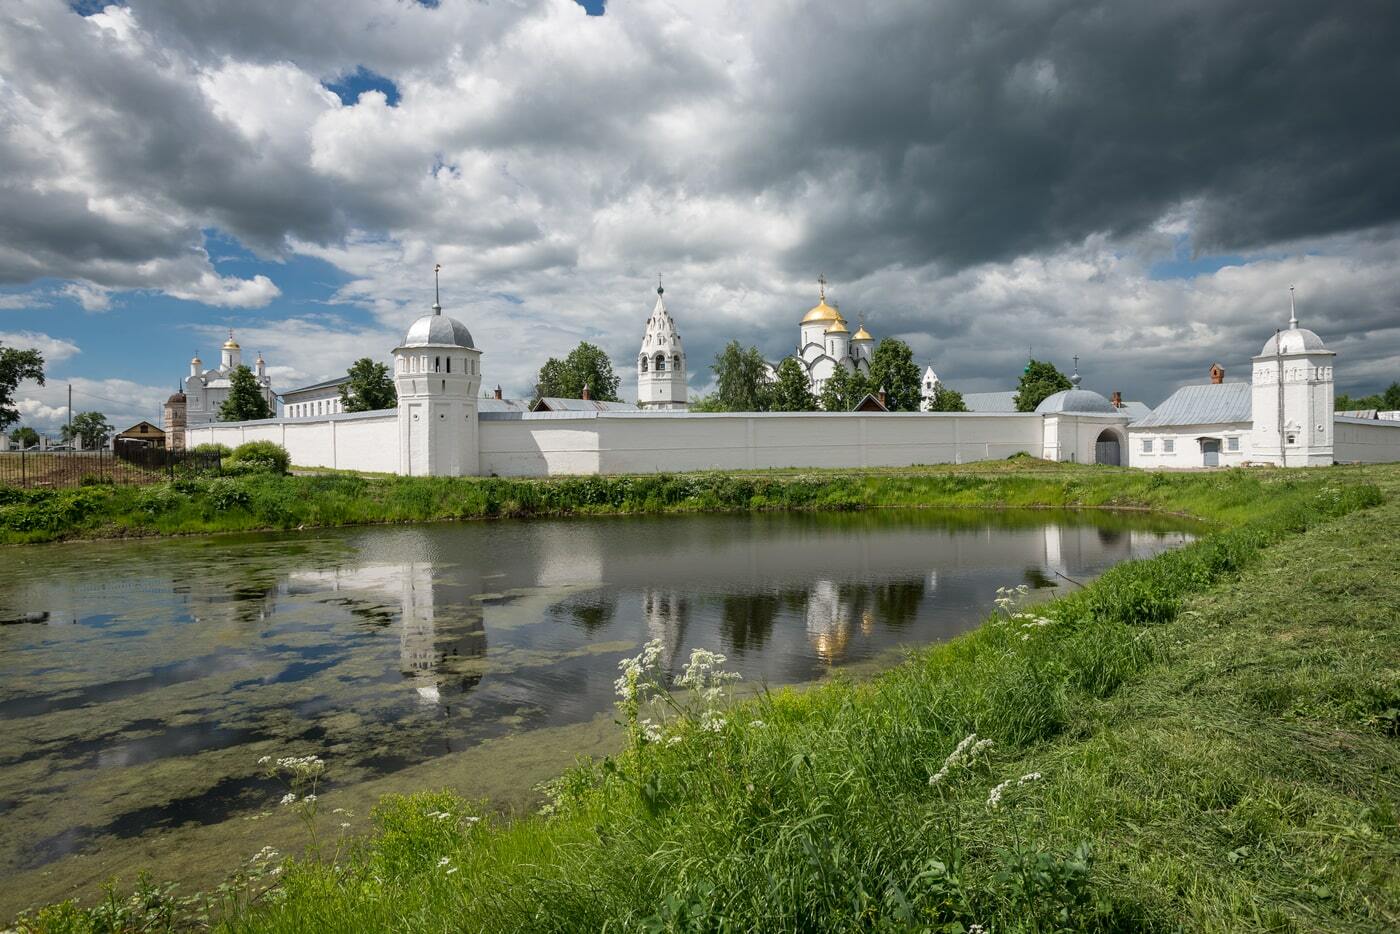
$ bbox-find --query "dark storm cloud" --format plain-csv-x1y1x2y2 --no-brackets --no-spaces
738,0,1400,279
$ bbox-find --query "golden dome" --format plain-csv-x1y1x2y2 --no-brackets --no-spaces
852,325,872,341
801,299,841,324
825,318,850,334
222,328,239,350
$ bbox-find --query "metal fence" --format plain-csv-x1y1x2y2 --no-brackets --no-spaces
0,446,224,489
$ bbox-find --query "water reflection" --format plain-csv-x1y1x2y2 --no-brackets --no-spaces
0,509,1196,906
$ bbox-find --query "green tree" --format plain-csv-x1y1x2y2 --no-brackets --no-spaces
61,411,113,449
1013,359,1074,412
868,338,922,411
926,383,968,412
219,365,273,421
0,339,45,432
711,341,772,412
8,426,39,448
1386,382,1400,410
535,342,621,402
818,366,869,412
769,358,818,412
1338,382,1400,411
339,358,397,412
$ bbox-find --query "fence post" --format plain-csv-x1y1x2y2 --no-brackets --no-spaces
20,447,25,489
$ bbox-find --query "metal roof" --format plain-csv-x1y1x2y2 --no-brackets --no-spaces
401,311,475,349
962,391,1018,413
479,397,532,413
1035,388,1118,414
1131,382,1252,428
532,397,640,413
281,375,350,396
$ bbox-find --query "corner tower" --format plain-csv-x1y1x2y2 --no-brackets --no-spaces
637,283,688,409
1249,288,1335,466
393,265,482,476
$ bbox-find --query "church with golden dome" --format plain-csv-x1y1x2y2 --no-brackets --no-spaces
176,330,275,426
790,275,873,396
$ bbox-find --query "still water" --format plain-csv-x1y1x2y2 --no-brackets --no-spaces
0,509,1194,911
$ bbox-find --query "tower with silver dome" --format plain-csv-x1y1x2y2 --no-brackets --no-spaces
392,265,482,476
1249,288,1335,466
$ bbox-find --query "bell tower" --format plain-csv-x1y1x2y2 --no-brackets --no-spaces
393,265,483,476
1250,288,1335,467
637,280,688,409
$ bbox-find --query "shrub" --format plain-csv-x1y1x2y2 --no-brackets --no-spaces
205,477,251,511
225,441,290,475
191,442,232,457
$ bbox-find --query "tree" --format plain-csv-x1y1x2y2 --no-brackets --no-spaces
926,384,968,412
339,358,397,412
711,341,772,412
1386,382,1400,410
1338,381,1400,411
1013,359,1074,412
535,342,621,402
219,365,273,421
8,426,39,448
61,411,113,449
769,358,818,412
818,366,869,412
0,340,45,433
868,338,922,411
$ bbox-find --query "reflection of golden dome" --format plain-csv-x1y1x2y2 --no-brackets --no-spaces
801,299,841,325
825,318,850,334
852,325,872,341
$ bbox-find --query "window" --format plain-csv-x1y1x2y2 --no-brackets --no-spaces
1141,438,1154,453
1286,433,1297,445
655,354,666,372
434,356,441,373
446,357,451,373
1227,436,1240,452
640,357,648,373
1162,438,1175,453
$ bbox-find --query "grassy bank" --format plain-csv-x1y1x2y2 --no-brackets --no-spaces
11,465,1400,933
0,458,1372,543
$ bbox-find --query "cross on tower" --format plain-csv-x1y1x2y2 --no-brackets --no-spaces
817,273,827,301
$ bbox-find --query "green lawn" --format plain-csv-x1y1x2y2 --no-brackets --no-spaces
10,464,1399,933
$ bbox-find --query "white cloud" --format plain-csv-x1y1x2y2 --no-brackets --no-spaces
165,271,281,308
61,281,113,311
0,329,80,364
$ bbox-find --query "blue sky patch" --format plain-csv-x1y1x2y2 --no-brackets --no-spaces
324,67,401,107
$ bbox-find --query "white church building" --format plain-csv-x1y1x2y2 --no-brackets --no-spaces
179,331,275,425
186,284,1400,476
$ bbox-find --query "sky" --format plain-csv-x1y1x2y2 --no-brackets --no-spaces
2,0,1398,433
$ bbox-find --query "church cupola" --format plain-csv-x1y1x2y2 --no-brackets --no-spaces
1249,287,1335,467
221,330,242,370
255,352,266,379
637,280,688,409
190,352,202,378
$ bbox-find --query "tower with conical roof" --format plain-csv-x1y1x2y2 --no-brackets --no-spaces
637,282,688,409
393,264,483,475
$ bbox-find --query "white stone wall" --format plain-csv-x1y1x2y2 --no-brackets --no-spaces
478,411,1044,477
1041,414,1132,464
1334,417,1400,463
1128,422,1252,469
186,411,398,473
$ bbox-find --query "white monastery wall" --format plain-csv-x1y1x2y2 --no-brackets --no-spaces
1128,422,1252,469
1040,414,1130,464
186,410,398,473
1333,418,1400,463
478,412,1044,477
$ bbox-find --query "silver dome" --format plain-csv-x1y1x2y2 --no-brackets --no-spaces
1259,327,1326,356
401,308,475,349
1034,388,1118,415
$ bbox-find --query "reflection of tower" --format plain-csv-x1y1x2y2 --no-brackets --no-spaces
643,589,689,672
396,562,487,705
1043,524,1065,576
805,580,853,662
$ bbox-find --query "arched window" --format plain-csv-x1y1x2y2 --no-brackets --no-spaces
446,357,452,373
434,356,441,373
655,353,666,372
640,357,649,373
672,354,682,370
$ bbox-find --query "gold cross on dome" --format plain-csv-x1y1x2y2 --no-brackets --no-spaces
817,273,827,301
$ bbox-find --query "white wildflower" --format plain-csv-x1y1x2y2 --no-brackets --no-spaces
257,756,271,766
666,735,683,747
699,710,726,733
445,866,459,876
437,856,451,868
986,779,1013,809
640,718,663,743
1017,772,1042,785
340,822,351,829
969,925,986,934
749,720,766,728
929,733,994,786
279,793,297,806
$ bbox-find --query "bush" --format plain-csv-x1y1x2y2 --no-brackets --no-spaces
191,442,232,457
225,441,290,475
205,477,251,511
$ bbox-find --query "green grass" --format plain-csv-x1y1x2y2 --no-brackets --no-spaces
0,458,1369,543
9,464,1400,933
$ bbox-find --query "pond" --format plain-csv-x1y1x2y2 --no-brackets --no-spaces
0,509,1196,914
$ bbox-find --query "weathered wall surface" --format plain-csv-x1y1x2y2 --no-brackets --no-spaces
478,411,1043,477
186,411,398,473
1333,417,1400,463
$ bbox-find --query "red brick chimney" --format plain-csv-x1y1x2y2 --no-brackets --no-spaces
493,385,503,399
1210,363,1225,384
581,383,591,401
1111,391,1123,408
878,385,888,408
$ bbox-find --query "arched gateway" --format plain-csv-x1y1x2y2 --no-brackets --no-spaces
1094,428,1122,466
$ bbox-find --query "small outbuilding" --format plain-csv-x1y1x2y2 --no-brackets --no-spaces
115,421,167,449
